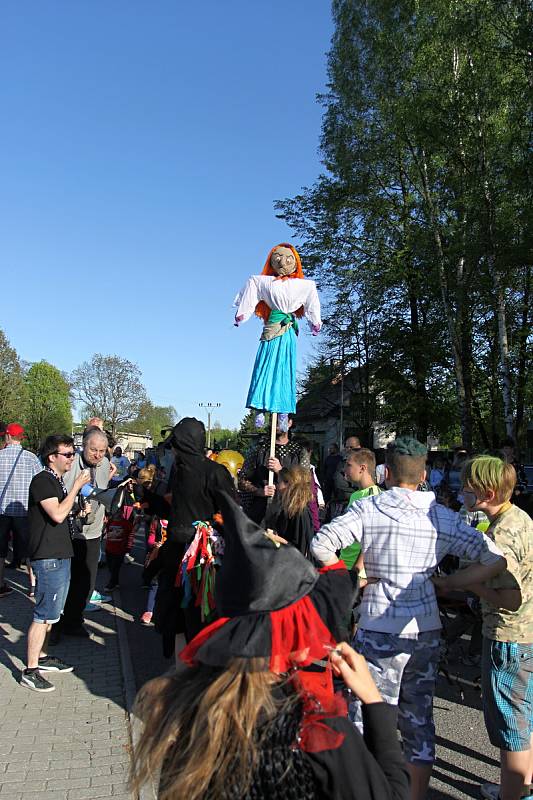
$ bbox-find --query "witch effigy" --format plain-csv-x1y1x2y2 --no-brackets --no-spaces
234,243,322,420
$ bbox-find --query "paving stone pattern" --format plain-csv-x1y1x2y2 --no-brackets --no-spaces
0,568,133,800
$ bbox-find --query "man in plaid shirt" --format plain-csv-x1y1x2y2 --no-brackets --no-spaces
0,423,42,594
311,436,505,800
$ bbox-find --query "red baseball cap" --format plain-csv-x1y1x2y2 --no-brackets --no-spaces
5,423,25,438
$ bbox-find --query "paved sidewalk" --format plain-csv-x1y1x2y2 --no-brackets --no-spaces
0,568,133,800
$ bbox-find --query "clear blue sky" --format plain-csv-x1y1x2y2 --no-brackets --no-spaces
0,1,332,429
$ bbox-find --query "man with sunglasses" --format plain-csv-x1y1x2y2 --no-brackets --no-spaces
22,434,90,692
53,428,112,639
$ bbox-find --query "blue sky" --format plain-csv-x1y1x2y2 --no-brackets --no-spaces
0,1,332,429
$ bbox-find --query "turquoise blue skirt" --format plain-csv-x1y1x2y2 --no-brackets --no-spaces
246,327,297,413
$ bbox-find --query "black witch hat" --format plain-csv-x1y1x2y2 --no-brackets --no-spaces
180,492,354,671
214,491,318,616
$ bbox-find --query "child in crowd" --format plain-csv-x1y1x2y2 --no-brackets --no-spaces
298,438,325,530
434,456,533,800
139,518,167,625
340,448,382,571
265,466,314,557
104,507,135,592
311,436,506,800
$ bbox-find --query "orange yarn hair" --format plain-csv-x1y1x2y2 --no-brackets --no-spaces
255,243,305,322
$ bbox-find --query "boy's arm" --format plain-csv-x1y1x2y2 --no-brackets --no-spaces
444,516,504,567
433,569,519,611
469,582,521,612
311,505,364,566
434,559,505,591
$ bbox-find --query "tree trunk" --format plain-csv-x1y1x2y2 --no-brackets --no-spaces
416,148,472,449
515,263,531,444
399,154,429,443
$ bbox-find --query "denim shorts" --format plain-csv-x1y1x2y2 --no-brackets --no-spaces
31,558,71,624
351,628,441,764
482,638,533,751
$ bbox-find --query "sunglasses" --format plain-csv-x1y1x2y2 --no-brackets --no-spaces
54,451,75,458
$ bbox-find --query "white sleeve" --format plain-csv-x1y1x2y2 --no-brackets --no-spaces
311,504,363,564
233,276,261,323
304,282,322,330
311,465,325,506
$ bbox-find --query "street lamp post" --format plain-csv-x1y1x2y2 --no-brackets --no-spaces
198,402,221,448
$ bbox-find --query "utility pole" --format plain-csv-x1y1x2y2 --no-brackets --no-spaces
339,337,345,450
198,402,221,448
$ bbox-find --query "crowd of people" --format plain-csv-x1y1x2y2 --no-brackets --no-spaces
0,414,531,800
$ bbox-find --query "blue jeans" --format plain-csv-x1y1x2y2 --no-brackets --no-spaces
31,558,71,624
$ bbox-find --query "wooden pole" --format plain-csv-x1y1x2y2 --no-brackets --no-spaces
268,412,277,487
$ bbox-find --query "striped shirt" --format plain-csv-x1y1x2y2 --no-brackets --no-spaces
311,487,503,634
0,444,42,516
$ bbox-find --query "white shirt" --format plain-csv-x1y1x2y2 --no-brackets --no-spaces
234,275,322,330
111,455,130,480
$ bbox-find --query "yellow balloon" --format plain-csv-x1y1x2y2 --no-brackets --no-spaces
216,450,244,479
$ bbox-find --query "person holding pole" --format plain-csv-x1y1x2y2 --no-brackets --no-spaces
238,414,309,524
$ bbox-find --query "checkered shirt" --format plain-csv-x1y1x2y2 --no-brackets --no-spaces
311,487,503,630
0,444,42,516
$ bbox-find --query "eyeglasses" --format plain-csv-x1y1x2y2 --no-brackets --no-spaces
54,451,75,458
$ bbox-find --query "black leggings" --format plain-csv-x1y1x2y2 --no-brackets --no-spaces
106,553,124,587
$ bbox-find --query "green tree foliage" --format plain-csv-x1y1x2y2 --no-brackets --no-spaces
277,0,532,450
227,410,267,454
71,354,148,437
125,401,178,443
0,329,27,425
25,361,72,450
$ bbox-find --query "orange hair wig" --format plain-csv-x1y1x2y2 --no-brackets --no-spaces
255,243,305,322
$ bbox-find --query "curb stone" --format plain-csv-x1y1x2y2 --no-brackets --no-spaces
113,590,157,800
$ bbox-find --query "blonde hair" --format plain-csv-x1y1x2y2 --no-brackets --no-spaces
462,456,516,503
280,466,313,518
130,660,288,800
346,448,376,476
138,465,156,486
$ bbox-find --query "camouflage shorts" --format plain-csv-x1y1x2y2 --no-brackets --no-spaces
350,628,441,764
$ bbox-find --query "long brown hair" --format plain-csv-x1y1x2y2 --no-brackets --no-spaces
130,659,291,800
280,466,313,519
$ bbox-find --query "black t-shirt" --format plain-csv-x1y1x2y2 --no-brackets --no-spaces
27,471,74,560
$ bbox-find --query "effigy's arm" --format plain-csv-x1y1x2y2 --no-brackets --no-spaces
233,276,260,325
303,282,322,333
